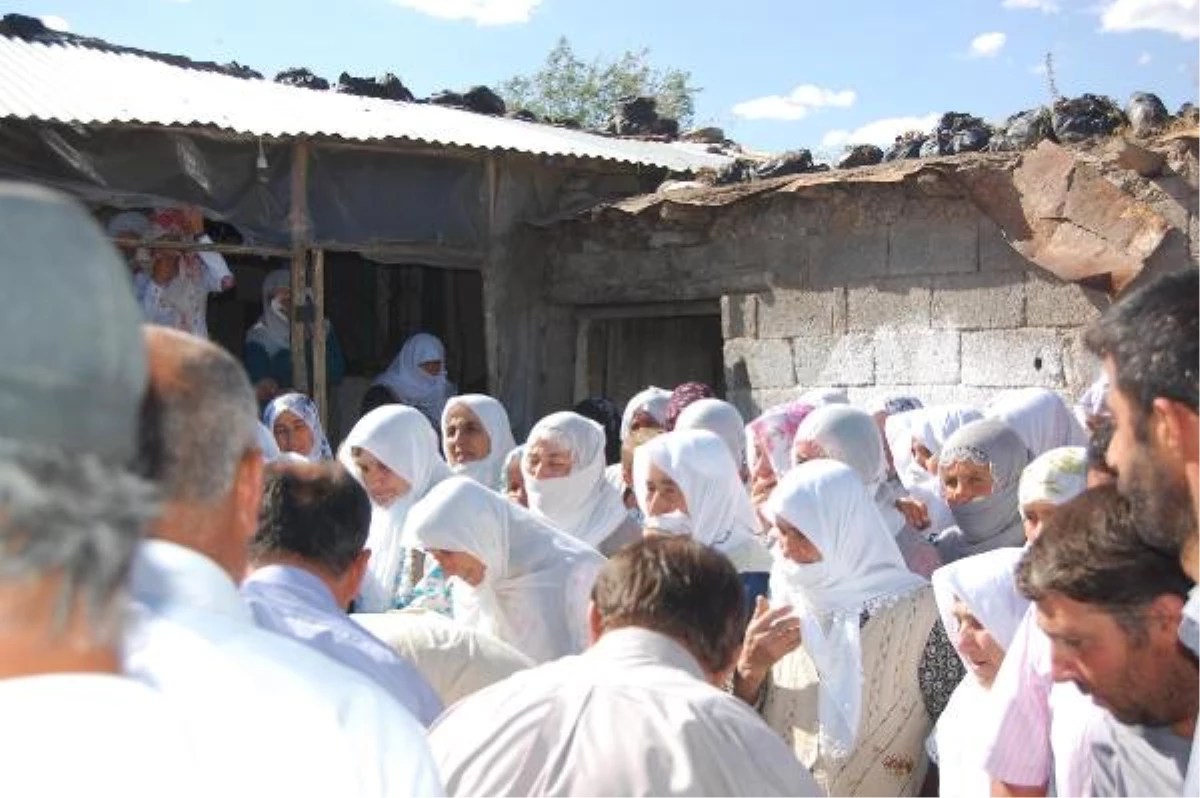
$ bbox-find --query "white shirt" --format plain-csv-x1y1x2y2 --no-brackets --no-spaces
430,627,821,796
126,540,443,798
0,673,211,798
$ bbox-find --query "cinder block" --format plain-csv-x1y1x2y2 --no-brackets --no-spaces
1025,271,1105,328
874,327,961,385
889,202,979,276
725,389,759,422
847,278,932,332
961,329,1067,388
931,272,1025,330
751,389,799,414
721,294,758,339
792,332,874,387
811,227,889,286
723,337,795,390
980,218,1034,273
757,288,846,339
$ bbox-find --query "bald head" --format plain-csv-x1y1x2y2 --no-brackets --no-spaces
139,326,259,503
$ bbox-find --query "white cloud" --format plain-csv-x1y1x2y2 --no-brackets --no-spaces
1139,51,1154,64
1100,0,1199,40
969,31,1008,57
821,113,941,148
389,0,543,25
39,14,69,31
1002,0,1060,12
732,84,857,121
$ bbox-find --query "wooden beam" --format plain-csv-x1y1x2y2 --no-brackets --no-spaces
575,300,721,322
289,138,311,395
109,238,291,258
312,248,328,430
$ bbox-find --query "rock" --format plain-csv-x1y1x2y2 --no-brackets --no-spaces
1111,138,1167,178
1051,94,1126,143
884,132,928,161
274,68,329,91
1178,103,1199,125
462,85,506,116
429,90,465,107
682,127,726,144
507,109,539,122
658,179,707,193
991,107,1055,151
336,72,415,102
649,117,680,139
837,144,884,169
1126,92,1170,137
754,150,815,179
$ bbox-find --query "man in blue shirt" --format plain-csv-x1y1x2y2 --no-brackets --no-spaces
242,460,442,726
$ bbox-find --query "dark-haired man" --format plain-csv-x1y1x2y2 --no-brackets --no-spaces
1017,486,1197,796
429,536,818,796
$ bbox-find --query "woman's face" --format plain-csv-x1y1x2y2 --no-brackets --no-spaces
150,248,181,285
911,439,937,474
273,410,314,456
1021,500,1059,543
271,286,293,319
351,448,411,507
444,405,491,466
628,409,661,436
643,463,688,518
771,516,823,565
524,439,573,480
951,597,1005,687
429,549,486,587
418,359,444,377
940,460,995,507
505,457,527,507
792,438,826,467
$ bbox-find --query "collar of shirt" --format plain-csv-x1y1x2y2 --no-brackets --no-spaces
587,626,708,682
242,564,340,614
1180,585,1200,657
131,539,251,623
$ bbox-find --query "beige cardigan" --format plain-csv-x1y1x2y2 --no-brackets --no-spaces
761,586,939,797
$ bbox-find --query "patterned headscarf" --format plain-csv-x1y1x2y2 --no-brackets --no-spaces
263,393,333,462
747,401,815,478
572,397,622,465
664,382,716,431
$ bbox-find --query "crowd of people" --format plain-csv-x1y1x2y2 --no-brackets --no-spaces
2,181,1197,797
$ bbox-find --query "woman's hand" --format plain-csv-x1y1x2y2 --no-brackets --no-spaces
732,596,801,704
895,496,930,530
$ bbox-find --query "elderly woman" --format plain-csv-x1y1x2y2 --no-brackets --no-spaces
522,412,640,556
502,446,527,508
927,548,1029,796
633,429,773,605
903,404,984,480
402,477,606,663
792,405,942,578
338,405,450,612
746,402,814,518
263,393,332,463
932,419,1031,562
1018,446,1088,542
245,268,345,407
663,381,716,431
620,386,672,441
675,398,749,482
732,460,961,796
440,394,517,490
985,387,1089,458
363,332,457,429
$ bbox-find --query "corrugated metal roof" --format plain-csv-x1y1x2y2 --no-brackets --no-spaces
0,35,732,172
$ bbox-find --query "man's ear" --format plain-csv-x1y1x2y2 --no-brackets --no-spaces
1147,593,1186,640
235,449,265,541
587,601,603,647
1154,398,1200,463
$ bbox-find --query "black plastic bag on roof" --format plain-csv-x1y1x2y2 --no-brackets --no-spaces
463,86,506,116
837,144,884,169
951,126,991,153
991,107,1055,151
1051,94,1126,143
884,133,927,161
754,149,815,179
1179,103,1200,125
1125,92,1170,137
275,68,330,91
337,72,415,102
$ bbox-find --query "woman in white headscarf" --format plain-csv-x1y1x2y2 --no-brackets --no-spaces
732,460,956,797
1018,446,1088,543
440,395,517,490
633,430,773,604
338,405,451,612
263,393,332,462
904,404,985,480
792,405,943,578
403,477,606,663
255,421,281,463
927,548,1029,797
619,386,672,441
364,332,457,430
932,419,1031,563
985,387,1088,458
797,387,850,408
674,398,749,482
522,412,640,557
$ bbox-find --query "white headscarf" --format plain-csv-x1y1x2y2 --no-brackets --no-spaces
674,398,747,472
374,333,452,424
797,387,850,407
403,477,606,663
441,394,517,491
765,460,926,762
245,269,292,357
1018,446,1088,517
619,387,672,441
255,421,281,463
632,430,760,553
263,393,332,462
985,387,1089,458
909,404,985,460
338,405,451,612
933,420,1030,562
522,412,628,550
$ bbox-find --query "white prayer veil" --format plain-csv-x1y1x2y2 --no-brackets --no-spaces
441,394,517,491
931,547,1028,671
338,405,450,612
985,387,1089,458
403,476,606,663
374,333,453,424
674,398,747,473
619,386,672,441
797,387,850,407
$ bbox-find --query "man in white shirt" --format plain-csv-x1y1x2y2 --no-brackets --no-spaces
242,460,443,725
0,182,209,797
429,535,820,796
131,324,442,798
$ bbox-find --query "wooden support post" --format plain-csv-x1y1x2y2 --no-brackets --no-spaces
289,139,311,395
312,248,328,430
483,155,500,397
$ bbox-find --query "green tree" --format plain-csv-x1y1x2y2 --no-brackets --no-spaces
499,37,699,130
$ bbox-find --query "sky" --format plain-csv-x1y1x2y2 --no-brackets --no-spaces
10,0,1199,155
